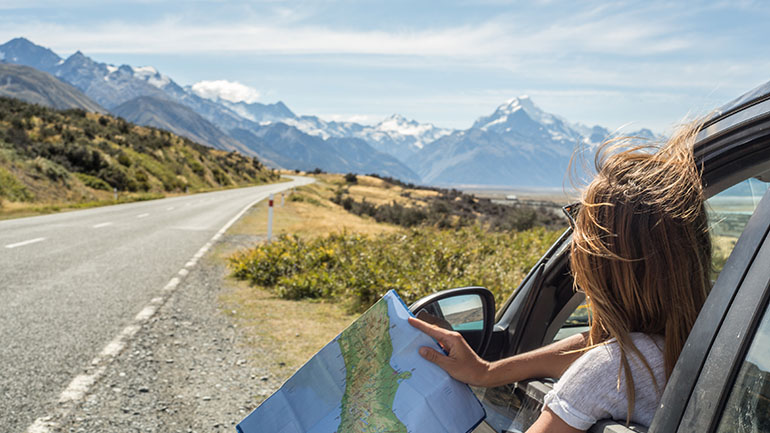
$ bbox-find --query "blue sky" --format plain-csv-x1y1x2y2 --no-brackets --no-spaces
1,0,768,133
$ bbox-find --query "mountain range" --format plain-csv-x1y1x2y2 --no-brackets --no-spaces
0,37,656,187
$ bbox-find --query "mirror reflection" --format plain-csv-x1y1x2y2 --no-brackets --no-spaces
437,294,484,331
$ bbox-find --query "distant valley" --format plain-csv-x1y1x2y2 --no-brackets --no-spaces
0,37,657,187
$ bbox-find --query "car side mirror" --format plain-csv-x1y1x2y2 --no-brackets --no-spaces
409,287,495,356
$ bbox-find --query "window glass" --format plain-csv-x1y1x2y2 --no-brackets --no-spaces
553,300,590,341
714,302,770,432
707,178,769,278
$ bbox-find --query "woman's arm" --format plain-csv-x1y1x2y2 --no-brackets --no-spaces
527,408,585,433
408,317,587,387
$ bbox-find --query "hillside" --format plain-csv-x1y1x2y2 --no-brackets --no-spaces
0,97,279,212
231,123,420,182
111,95,263,159
0,63,105,113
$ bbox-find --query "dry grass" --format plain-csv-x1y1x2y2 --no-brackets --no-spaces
0,191,164,220
227,179,401,239
220,280,356,379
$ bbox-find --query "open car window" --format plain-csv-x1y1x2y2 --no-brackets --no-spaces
708,177,770,279
550,177,770,344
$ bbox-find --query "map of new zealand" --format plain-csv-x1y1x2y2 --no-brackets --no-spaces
237,290,486,433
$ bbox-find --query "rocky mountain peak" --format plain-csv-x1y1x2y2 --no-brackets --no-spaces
0,37,62,73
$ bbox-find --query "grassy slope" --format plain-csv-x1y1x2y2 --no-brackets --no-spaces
0,97,279,218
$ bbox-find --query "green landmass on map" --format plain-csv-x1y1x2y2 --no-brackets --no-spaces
337,297,412,432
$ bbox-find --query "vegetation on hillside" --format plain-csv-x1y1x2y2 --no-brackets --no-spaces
0,97,279,209
230,175,566,312
333,174,564,231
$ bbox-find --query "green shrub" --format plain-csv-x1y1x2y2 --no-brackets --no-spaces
0,166,33,201
190,160,205,177
31,157,70,182
332,188,565,231
344,172,358,183
117,152,132,167
74,172,111,191
289,193,321,206
229,226,563,312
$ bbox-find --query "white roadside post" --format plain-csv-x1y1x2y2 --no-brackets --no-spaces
281,192,285,207
113,187,117,201
267,193,274,243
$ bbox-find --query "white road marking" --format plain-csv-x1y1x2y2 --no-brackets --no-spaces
5,237,46,249
58,366,106,404
92,222,112,228
163,277,180,292
137,213,150,218
166,206,174,211
25,183,299,433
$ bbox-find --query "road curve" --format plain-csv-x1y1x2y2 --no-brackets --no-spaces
0,176,313,432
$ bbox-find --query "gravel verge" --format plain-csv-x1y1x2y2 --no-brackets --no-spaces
56,231,281,433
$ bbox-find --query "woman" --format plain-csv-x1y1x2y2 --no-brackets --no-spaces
409,122,712,432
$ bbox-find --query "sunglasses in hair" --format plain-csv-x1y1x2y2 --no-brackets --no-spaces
562,202,581,229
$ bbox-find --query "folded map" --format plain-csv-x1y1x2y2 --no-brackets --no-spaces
237,289,486,433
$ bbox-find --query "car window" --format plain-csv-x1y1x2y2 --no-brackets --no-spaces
713,300,770,433
552,177,770,343
553,300,589,341
708,177,770,279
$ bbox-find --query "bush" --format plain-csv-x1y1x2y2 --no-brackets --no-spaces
117,152,132,167
332,187,565,232
289,193,321,206
74,172,111,191
344,172,358,183
31,157,70,182
0,166,33,201
229,226,562,312
98,165,131,190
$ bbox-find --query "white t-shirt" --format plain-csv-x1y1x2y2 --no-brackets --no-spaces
543,333,666,430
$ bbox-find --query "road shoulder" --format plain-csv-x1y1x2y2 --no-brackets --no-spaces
56,227,282,432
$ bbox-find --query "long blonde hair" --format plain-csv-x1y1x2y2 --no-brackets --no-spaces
570,122,711,421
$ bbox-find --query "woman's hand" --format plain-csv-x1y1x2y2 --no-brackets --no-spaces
408,316,491,387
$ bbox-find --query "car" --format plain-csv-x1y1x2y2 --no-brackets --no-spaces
408,80,770,433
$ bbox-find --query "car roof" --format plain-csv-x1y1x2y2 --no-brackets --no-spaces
693,79,770,196
714,79,770,119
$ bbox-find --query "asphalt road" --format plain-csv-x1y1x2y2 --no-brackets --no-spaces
0,177,312,432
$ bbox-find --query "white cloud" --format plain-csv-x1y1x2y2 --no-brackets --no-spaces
0,19,511,58
190,80,261,103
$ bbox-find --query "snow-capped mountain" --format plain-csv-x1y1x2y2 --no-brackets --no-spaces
183,79,451,161
473,96,583,146
412,96,660,187
365,114,452,155
255,113,454,161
